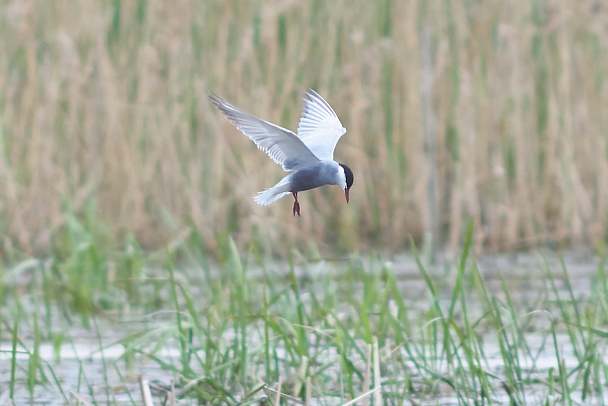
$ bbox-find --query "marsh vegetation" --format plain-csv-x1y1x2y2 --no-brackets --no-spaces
1,1,608,404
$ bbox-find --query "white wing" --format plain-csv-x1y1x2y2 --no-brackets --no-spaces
210,94,319,171
296,89,346,161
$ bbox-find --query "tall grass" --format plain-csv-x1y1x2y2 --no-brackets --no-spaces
0,0,607,254
3,231,608,404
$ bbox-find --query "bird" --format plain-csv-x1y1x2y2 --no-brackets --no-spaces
210,89,354,216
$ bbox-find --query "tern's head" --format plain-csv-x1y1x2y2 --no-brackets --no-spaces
338,163,354,203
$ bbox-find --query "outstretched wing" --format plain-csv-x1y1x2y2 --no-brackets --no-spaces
210,94,319,171
296,89,346,161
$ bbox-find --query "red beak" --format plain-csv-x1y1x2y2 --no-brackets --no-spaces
345,188,350,203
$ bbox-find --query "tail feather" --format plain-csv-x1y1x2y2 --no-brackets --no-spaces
254,175,292,206
254,189,290,206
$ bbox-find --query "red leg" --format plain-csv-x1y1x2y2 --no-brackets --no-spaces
292,192,300,216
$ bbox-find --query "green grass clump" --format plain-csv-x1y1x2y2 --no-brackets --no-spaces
2,228,607,404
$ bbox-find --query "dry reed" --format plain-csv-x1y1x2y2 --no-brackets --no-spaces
0,0,607,255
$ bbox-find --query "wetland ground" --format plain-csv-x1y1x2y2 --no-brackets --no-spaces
2,234,608,405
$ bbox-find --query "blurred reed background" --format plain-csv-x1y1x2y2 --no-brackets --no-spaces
0,0,607,256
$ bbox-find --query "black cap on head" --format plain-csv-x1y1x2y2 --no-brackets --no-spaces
339,163,354,190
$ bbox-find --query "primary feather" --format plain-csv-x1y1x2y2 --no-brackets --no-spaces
296,89,347,161
209,94,319,171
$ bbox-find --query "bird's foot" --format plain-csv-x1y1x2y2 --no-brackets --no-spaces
292,193,300,216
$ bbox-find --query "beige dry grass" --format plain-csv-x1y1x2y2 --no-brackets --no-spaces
1,0,607,255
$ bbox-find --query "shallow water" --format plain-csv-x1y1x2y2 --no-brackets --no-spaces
1,251,606,405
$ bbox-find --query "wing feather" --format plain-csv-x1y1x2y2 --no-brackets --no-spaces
210,94,319,171
296,89,346,161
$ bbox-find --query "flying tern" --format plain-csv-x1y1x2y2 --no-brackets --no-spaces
210,90,354,216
